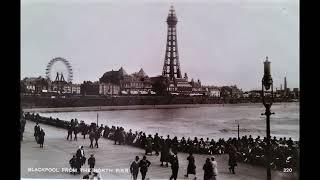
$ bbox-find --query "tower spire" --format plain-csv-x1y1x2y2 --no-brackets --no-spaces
162,5,182,80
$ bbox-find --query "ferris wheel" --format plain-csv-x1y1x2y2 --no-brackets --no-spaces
45,57,73,83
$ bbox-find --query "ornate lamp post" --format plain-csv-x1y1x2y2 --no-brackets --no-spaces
261,56,275,180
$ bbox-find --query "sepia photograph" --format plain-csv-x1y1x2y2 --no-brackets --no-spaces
21,0,299,179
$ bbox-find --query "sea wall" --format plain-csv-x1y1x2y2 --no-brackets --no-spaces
21,95,295,109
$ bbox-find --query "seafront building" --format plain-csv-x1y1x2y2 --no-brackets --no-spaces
22,76,49,95
99,67,153,95
202,86,221,97
21,75,81,95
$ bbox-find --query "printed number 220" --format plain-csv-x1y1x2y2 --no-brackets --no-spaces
283,168,292,173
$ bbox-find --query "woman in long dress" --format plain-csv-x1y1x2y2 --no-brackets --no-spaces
185,152,196,178
145,135,153,155
38,128,45,148
160,139,169,167
211,156,218,180
228,147,237,174
203,158,213,180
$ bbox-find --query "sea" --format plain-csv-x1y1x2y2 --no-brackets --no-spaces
37,102,299,141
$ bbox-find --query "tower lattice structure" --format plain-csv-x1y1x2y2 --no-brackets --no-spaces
162,6,182,80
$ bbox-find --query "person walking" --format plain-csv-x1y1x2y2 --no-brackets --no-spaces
203,158,213,180
228,148,237,174
185,152,196,179
67,124,73,141
130,156,140,180
88,154,95,173
89,130,95,148
74,124,78,141
211,156,218,180
139,155,151,180
34,122,40,142
170,152,179,180
79,121,87,139
76,146,82,159
160,138,170,167
69,155,77,175
153,133,160,156
94,130,100,148
76,146,86,166
75,156,81,174
38,128,45,148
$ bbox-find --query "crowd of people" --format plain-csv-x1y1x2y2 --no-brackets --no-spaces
23,112,299,175
94,124,299,171
66,119,102,149
69,146,93,174
68,146,100,179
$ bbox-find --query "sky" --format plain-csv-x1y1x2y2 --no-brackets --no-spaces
21,0,299,91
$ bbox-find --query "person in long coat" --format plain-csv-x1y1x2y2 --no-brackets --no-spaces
153,133,160,156
75,156,81,174
94,130,100,148
130,156,140,180
73,124,78,141
228,148,237,174
169,152,179,180
160,139,170,167
38,128,45,148
76,146,82,158
145,135,153,155
211,156,218,180
88,154,95,173
76,146,86,166
139,156,151,180
89,130,95,148
203,158,213,180
67,124,73,141
171,137,179,154
185,152,196,178
79,121,87,139
140,133,147,148
69,155,77,175
34,122,40,142
119,128,126,145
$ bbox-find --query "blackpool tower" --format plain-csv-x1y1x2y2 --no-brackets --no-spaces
162,6,182,80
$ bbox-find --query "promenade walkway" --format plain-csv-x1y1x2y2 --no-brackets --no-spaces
21,121,298,180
